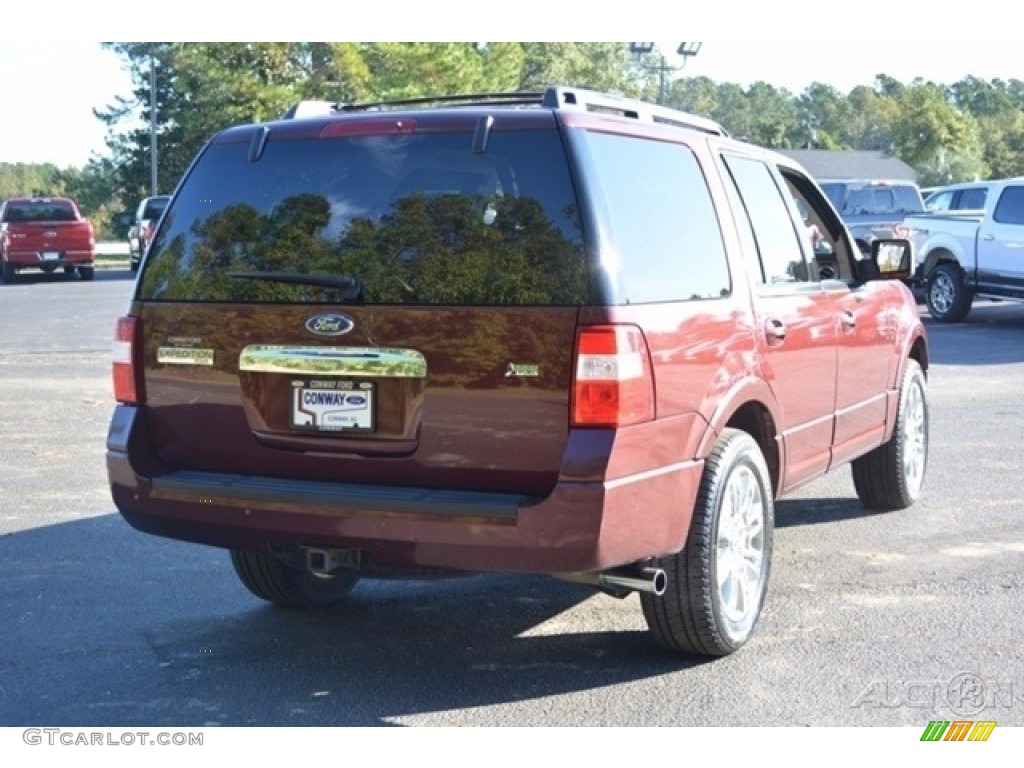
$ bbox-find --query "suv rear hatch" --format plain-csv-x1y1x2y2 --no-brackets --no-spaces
131,110,588,498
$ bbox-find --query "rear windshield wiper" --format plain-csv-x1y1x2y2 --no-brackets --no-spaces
227,271,363,299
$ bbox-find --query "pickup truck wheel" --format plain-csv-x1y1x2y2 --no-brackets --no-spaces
852,359,928,511
926,262,972,322
230,549,359,608
640,428,773,657
1,262,16,283
78,266,95,281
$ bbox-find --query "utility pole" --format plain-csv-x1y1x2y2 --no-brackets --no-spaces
149,49,158,197
629,43,703,106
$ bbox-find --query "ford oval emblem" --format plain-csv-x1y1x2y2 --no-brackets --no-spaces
305,313,354,337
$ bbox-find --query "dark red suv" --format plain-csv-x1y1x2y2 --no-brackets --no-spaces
107,86,928,657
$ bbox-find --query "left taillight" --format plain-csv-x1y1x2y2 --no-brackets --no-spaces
571,324,655,428
113,316,143,404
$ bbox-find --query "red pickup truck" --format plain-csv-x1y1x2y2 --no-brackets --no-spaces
0,197,96,282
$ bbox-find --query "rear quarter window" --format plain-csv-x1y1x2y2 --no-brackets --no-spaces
959,187,988,209
582,131,730,303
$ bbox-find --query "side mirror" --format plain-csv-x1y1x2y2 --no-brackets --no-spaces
868,238,913,280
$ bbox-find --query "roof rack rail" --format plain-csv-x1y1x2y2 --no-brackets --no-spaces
282,93,545,120
542,86,727,137
336,92,546,112
281,86,727,137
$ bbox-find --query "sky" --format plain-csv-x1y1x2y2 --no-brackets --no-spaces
1,30,1018,168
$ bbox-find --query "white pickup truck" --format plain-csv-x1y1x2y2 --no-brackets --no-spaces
906,177,1024,322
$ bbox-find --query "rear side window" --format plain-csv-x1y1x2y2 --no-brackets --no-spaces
959,187,987,209
583,132,730,302
138,129,586,305
721,155,810,285
924,190,953,212
993,185,1024,225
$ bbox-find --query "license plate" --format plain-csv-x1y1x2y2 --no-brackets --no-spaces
41,251,60,261
291,380,374,432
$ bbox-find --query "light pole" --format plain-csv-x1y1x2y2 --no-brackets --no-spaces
149,49,158,197
629,42,703,105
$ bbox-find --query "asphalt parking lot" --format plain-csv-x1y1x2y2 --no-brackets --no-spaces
0,268,1022,727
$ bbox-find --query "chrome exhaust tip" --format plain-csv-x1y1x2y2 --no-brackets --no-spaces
556,566,667,596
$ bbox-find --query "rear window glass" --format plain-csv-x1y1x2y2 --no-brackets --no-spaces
142,198,169,220
820,183,923,215
138,130,587,305
2,201,77,222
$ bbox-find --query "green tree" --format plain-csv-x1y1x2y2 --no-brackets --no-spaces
0,162,62,199
949,77,1024,178
98,42,315,204
841,85,897,152
669,76,721,118
57,158,125,237
795,83,855,150
888,81,985,184
97,43,639,208
739,82,801,148
95,42,1024,207
517,43,635,92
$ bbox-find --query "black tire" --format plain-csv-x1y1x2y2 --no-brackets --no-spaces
852,359,928,511
925,262,972,323
641,428,774,657
1,261,16,283
78,266,95,281
230,549,359,608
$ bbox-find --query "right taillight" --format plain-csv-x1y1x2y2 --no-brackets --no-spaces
571,325,655,427
113,316,142,404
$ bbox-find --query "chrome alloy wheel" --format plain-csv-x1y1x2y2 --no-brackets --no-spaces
715,464,766,640
928,271,955,315
902,374,928,497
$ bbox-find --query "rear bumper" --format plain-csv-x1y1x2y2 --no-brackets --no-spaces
5,249,94,267
107,405,702,574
